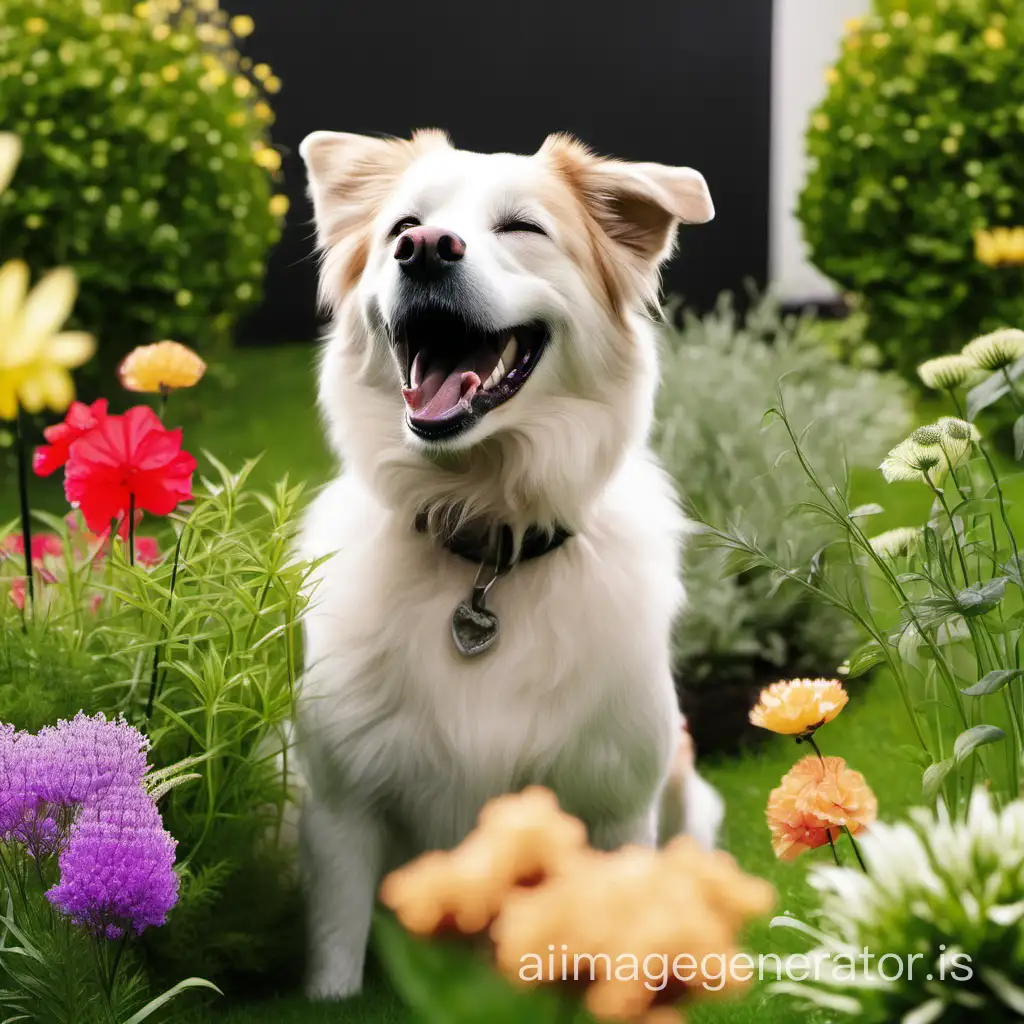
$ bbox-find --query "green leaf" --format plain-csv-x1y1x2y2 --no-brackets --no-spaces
922,759,954,803
1014,415,1024,461
121,978,221,1024
954,725,1006,765
955,578,1009,617
844,640,887,679
721,547,767,577
897,745,933,769
848,503,884,519
961,670,1024,697
966,357,1024,420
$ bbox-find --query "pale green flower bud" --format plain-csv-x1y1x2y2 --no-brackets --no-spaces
880,439,948,483
917,354,974,390
869,527,920,559
962,329,1024,372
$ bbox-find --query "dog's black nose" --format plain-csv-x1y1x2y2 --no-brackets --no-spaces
394,226,466,280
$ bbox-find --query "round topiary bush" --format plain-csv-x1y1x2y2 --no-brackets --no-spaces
0,0,286,381
798,0,1024,380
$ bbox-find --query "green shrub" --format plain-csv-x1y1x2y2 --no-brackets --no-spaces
1,457,317,990
655,294,910,722
798,0,1024,380
0,0,286,379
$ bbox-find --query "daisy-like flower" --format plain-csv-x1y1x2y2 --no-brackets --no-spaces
879,438,947,484
749,679,849,736
868,526,920,560
962,328,1024,372
63,406,196,536
0,261,95,420
766,756,877,861
118,340,206,394
0,133,21,195
771,789,1024,1022
917,353,974,390
33,398,108,477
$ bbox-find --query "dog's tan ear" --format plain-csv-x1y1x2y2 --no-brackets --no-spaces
300,129,450,248
542,134,713,265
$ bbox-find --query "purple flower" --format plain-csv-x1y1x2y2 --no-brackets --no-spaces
0,713,179,938
47,792,179,938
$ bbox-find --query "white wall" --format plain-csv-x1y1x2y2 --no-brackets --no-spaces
770,0,870,303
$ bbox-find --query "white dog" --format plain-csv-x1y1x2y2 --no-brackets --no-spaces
296,129,725,1000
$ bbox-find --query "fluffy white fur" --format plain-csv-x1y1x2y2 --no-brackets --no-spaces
296,130,725,1000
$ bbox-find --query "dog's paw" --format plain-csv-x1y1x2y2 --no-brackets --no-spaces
306,969,363,1002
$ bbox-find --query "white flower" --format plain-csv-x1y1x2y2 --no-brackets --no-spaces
868,527,920,559
880,438,947,484
917,354,974,390
772,790,1024,1021
962,329,1024,372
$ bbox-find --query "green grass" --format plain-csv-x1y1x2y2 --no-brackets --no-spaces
4,345,1015,1023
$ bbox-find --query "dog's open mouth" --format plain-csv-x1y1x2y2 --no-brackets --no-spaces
397,309,548,440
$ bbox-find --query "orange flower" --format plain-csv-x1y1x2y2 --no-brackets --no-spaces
749,678,848,736
118,341,206,393
767,755,877,861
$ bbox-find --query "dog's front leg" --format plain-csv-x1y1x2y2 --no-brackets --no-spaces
302,796,385,1000
589,807,659,851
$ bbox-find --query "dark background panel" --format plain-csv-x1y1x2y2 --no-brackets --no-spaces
227,0,773,343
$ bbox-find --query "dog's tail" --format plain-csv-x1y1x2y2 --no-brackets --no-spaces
658,722,725,850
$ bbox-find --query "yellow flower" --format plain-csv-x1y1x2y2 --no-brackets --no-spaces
824,66,840,86
975,228,1000,267
253,100,273,122
152,23,170,40
229,14,255,37
232,76,252,98
811,113,830,132
844,17,863,34
227,110,246,127
201,66,227,89
252,62,271,81
264,75,281,94
118,340,206,393
253,146,281,172
269,194,289,217
0,261,95,420
196,0,218,10
917,353,974,390
25,16,47,33
749,678,848,736
133,1,151,18
983,27,1006,50
0,134,22,196
160,65,180,83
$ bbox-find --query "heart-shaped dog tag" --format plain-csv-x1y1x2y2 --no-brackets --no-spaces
451,600,499,657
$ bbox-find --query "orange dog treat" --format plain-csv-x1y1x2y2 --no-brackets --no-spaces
379,786,588,935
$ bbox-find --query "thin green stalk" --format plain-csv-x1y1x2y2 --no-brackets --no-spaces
14,410,34,610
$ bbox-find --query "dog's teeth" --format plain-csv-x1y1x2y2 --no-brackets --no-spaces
483,359,505,391
502,336,518,369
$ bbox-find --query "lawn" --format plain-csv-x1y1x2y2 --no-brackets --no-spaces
2,343,997,1023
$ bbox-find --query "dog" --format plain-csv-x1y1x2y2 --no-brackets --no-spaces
296,129,725,1000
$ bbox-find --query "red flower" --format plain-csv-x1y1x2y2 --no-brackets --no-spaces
135,537,161,567
9,578,26,611
1,533,63,563
33,399,109,477
64,406,196,535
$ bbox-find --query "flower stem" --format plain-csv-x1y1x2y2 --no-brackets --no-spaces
146,524,186,719
842,826,868,873
14,409,34,609
826,831,842,867
803,733,827,765
158,385,169,422
128,493,135,566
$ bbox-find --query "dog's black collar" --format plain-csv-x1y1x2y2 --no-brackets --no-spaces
414,512,572,570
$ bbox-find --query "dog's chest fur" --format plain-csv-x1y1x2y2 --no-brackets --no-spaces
298,453,685,855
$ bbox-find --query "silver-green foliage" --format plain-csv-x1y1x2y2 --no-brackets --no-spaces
655,293,911,687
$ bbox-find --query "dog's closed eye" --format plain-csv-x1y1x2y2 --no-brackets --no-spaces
495,219,547,236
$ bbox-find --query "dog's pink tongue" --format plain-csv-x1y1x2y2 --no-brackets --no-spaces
403,360,481,422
